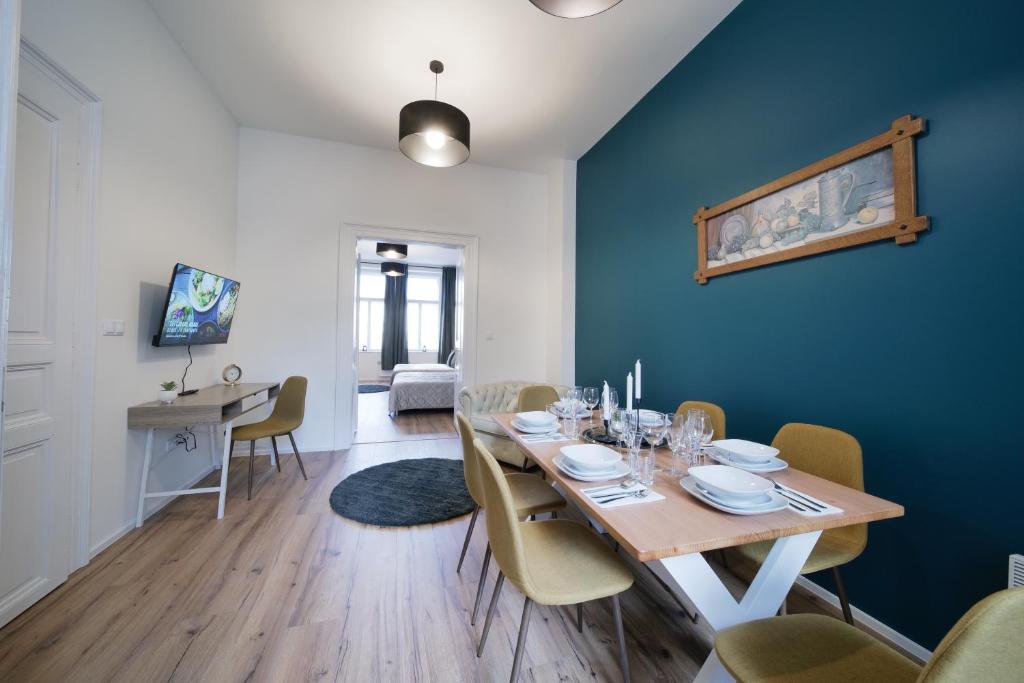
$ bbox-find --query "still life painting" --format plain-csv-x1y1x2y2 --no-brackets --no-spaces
693,115,929,284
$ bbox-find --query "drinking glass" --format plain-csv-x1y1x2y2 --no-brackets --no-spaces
635,449,656,488
582,387,599,425
623,428,644,485
641,411,670,453
667,412,689,476
685,409,709,466
609,406,628,442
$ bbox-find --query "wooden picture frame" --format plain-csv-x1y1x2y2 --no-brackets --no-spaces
693,115,928,284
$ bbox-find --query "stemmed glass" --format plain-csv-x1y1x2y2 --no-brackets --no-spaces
666,412,689,476
582,387,599,426
685,409,709,466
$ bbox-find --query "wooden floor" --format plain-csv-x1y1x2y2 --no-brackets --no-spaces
0,409,870,682
355,389,457,444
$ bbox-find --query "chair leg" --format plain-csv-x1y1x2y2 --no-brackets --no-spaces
477,571,505,657
287,432,308,480
471,543,492,626
833,566,854,625
509,598,534,683
611,594,630,683
457,505,479,574
247,441,256,500
576,603,583,633
270,436,281,472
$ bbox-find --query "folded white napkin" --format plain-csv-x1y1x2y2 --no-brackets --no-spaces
582,483,666,508
774,483,843,517
519,432,574,444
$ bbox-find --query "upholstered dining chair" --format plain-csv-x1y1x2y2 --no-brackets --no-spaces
675,400,726,440
516,384,560,412
714,587,1024,683
454,413,565,627
732,422,864,624
473,437,633,683
230,376,308,500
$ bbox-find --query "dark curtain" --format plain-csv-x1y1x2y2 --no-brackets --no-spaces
381,273,408,371
438,266,456,364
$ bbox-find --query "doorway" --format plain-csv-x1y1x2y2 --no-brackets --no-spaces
0,41,98,628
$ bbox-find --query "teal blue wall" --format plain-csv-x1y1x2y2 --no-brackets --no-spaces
575,0,1023,649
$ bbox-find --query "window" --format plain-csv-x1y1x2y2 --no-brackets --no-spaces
356,264,443,353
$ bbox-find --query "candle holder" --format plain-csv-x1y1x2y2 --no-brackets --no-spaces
584,417,620,446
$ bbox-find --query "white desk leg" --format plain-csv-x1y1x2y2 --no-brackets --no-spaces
135,428,154,528
208,424,219,470
269,438,277,470
650,530,822,682
217,420,233,519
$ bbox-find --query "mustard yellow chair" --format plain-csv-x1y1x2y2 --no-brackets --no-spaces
230,376,308,500
732,423,864,623
473,437,633,682
454,413,565,626
675,400,726,440
714,587,1024,683
516,384,560,412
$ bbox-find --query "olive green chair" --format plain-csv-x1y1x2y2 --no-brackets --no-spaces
714,588,1024,683
732,423,865,623
473,437,633,683
230,376,308,500
454,413,565,627
675,400,726,440
516,384,560,412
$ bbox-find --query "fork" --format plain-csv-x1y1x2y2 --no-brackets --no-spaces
594,489,649,505
767,479,824,511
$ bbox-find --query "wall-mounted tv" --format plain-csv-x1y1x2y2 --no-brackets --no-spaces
152,263,240,346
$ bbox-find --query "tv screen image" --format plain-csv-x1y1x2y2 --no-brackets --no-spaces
153,263,240,346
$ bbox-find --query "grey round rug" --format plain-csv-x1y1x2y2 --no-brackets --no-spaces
329,458,474,527
358,384,389,394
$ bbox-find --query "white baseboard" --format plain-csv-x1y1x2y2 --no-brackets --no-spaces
795,576,931,663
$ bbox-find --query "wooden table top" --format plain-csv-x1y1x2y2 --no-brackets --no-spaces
127,382,280,428
493,413,904,562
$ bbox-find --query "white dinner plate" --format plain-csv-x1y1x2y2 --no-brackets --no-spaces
512,419,560,435
553,454,630,482
707,448,789,472
711,439,780,464
680,477,788,515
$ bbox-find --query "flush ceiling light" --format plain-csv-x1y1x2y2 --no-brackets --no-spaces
381,262,407,277
376,242,408,260
529,0,623,18
399,60,470,168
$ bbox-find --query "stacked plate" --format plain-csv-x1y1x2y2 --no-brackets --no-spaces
682,465,787,515
554,444,629,481
707,438,788,472
512,411,559,434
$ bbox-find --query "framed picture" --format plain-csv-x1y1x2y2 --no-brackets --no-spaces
693,115,929,284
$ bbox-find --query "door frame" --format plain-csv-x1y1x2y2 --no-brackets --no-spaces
333,223,479,450
2,36,100,572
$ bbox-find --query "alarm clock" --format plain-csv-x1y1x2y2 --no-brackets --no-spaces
222,364,242,386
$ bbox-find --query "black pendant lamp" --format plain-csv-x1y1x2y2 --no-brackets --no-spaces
381,262,407,277
376,242,408,260
529,0,623,18
399,60,470,168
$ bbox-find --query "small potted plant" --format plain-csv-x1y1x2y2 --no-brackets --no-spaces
159,381,178,404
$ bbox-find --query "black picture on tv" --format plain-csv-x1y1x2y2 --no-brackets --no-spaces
153,263,240,346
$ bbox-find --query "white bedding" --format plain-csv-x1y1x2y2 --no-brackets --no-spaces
390,363,454,377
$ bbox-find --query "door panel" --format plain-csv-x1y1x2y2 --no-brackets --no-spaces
0,54,80,627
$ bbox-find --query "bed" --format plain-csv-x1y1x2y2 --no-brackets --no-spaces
390,363,454,377
388,370,457,415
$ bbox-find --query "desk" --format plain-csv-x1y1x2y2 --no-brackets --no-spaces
493,413,903,682
127,382,280,526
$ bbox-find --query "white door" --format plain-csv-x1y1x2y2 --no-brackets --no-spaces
0,53,81,627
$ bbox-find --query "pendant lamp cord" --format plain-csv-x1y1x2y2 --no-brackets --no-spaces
434,72,438,100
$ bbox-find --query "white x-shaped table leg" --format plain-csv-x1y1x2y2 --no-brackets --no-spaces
648,530,822,682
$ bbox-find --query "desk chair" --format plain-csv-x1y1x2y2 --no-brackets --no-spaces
230,376,308,499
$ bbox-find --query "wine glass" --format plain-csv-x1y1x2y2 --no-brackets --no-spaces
641,411,669,453
685,409,709,466
582,387,599,426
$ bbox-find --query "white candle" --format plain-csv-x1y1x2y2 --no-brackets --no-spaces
626,372,633,410
635,359,642,400
602,381,609,420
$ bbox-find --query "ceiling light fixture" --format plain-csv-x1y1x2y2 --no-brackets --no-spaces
381,262,407,277
529,0,623,18
399,60,470,168
375,242,408,260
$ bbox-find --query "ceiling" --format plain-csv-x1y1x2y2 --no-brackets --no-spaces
148,0,739,171
356,240,461,267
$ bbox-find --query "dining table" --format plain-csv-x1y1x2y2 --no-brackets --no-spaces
492,413,904,683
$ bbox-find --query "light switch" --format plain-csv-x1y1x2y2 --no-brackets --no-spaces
102,319,125,336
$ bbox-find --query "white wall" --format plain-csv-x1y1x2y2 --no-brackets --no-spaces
545,159,576,385
22,0,239,553
234,128,558,450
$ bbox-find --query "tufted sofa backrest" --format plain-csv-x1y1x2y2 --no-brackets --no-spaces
458,381,569,417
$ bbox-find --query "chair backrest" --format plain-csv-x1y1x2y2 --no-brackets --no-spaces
271,376,307,428
773,422,866,555
474,438,531,591
676,400,726,440
455,412,486,507
517,384,560,412
919,588,1024,682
